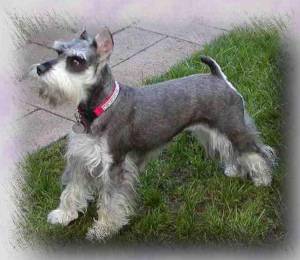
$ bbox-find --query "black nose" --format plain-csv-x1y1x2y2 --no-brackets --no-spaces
36,61,54,76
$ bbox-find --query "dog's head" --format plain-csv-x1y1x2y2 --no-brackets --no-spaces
29,28,114,106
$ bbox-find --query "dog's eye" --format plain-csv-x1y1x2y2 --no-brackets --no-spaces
67,56,87,72
70,56,85,66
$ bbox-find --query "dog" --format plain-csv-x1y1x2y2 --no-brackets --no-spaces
29,28,276,240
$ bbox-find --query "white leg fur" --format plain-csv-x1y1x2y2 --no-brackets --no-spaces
224,162,240,177
48,132,113,226
87,155,139,240
238,152,272,186
188,124,273,185
47,177,93,225
188,124,241,177
188,124,234,163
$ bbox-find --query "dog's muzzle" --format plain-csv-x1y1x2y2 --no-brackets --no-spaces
36,59,57,76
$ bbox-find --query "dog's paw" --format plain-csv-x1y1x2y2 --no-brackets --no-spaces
252,173,272,187
86,220,121,242
47,209,78,226
224,163,239,177
86,224,112,241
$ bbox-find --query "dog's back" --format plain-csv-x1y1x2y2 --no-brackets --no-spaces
121,57,243,149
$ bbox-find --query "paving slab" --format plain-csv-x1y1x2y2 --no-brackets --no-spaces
13,98,38,119
129,0,294,34
14,43,55,82
134,22,225,46
15,110,73,155
81,16,134,37
13,77,76,121
110,27,165,66
112,37,199,86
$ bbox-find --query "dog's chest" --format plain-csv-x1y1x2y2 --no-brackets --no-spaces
66,132,113,174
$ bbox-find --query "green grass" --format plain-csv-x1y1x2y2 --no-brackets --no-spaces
17,20,287,247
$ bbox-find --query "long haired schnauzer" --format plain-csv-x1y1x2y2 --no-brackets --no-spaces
29,28,276,240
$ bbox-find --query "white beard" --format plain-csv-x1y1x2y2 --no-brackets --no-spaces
30,60,97,105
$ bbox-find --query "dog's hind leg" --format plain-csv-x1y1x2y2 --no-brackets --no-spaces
231,113,276,186
188,112,275,186
47,159,94,226
188,124,240,177
187,125,210,155
86,155,139,240
220,110,276,186
231,133,275,186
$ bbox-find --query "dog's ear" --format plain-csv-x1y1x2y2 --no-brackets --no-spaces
79,29,89,40
93,27,114,59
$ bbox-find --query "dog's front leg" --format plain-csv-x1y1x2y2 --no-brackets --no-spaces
86,156,139,240
47,159,94,226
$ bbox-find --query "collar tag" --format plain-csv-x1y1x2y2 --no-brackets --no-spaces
72,112,87,134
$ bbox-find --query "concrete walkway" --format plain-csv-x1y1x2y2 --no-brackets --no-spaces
12,0,294,157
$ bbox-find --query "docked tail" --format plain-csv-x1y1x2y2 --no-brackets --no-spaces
200,56,226,79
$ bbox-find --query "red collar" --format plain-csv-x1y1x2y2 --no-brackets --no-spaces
75,81,120,133
93,81,120,116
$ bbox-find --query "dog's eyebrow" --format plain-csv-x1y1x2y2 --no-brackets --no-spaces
65,48,88,60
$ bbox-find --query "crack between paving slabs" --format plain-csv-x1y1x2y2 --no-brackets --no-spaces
133,26,205,46
18,108,41,120
111,35,168,68
25,102,76,123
